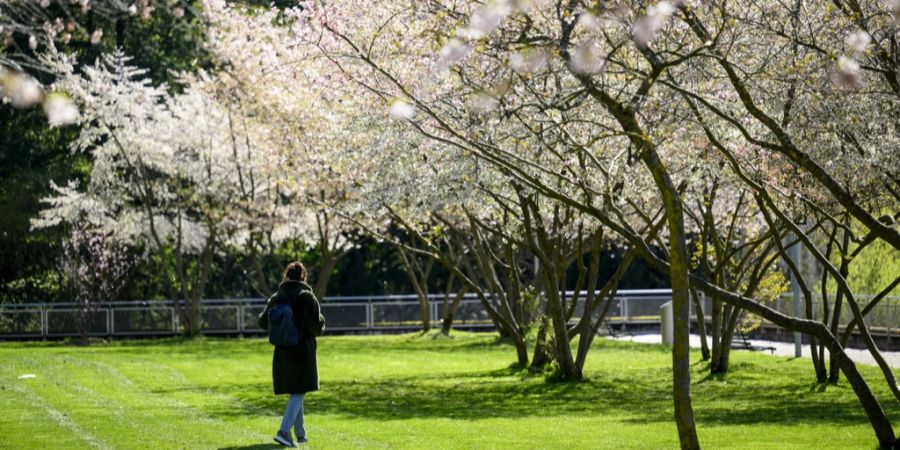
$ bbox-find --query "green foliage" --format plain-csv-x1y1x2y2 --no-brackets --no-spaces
843,238,900,297
825,221,900,298
0,106,84,303
0,334,895,449
324,235,419,296
738,269,788,333
0,4,210,304
118,8,211,87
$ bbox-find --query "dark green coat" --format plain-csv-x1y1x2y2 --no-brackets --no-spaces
258,280,325,395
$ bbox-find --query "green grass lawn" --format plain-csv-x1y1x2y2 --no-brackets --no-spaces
0,333,896,449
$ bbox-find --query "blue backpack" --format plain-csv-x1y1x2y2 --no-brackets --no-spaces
268,301,300,346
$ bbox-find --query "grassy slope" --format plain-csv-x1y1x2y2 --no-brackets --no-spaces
0,333,896,450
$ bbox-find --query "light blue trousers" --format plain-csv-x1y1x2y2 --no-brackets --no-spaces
280,394,305,439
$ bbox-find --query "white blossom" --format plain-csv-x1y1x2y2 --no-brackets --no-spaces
438,38,472,69
90,29,103,44
509,48,548,74
577,12,602,31
833,55,862,89
632,1,676,48
1,71,43,108
469,92,499,112
569,40,606,75
845,31,871,54
43,92,80,127
389,99,415,120
459,1,512,40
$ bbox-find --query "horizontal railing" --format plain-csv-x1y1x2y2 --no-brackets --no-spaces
0,289,675,339
3,290,894,341
768,293,900,338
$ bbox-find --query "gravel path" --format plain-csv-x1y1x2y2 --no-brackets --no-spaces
610,333,900,368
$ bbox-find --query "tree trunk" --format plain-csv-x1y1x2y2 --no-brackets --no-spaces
537,247,580,381
548,290,581,381
640,146,700,449
419,298,431,332
313,252,340,300
710,296,722,370
573,230,606,371
513,333,529,368
575,283,622,371
398,246,435,332
187,294,202,337
441,286,468,336
691,288,710,361
693,280,897,448
530,314,552,371
809,336,827,383
829,229,852,383
608,222,899,447
713,307,740,374
517,196,580,381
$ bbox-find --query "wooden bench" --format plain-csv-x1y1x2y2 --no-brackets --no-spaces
731,332,776,354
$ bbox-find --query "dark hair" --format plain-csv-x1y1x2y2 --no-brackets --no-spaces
283,261,307,282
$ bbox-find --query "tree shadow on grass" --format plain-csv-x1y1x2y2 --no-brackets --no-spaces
152,363,876,430
218,445,282,450
11,333,670,360
60,334,892,437
43,333,512,359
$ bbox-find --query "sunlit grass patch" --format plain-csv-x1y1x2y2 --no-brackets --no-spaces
0,333,894,449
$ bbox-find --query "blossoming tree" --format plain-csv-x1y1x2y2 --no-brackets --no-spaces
32,51,295,334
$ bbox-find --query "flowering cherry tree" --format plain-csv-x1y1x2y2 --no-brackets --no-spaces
59,222,133,341
32,51,296,334
249,0,900,447
17,0,900,447
1,0,194,125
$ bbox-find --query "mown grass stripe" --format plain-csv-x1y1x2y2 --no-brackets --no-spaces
115,358,394,448
3,382,111,450
56,353,269,447
0,334,894,449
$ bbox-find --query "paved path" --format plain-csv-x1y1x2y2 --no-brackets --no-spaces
610,333,900,368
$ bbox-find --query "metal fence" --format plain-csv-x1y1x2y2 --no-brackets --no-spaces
769,293,900,338
0,289,675,340
3,290,895,340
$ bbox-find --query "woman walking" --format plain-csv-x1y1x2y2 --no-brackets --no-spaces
259,262,326,447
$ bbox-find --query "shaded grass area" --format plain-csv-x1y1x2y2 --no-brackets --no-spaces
0,332,897,449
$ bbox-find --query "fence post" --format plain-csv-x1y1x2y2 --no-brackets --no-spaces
888,304,893,341
171,304,178,335
235,304,242,335
433,296,440,324
41,307,47,339
237,303,243,333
